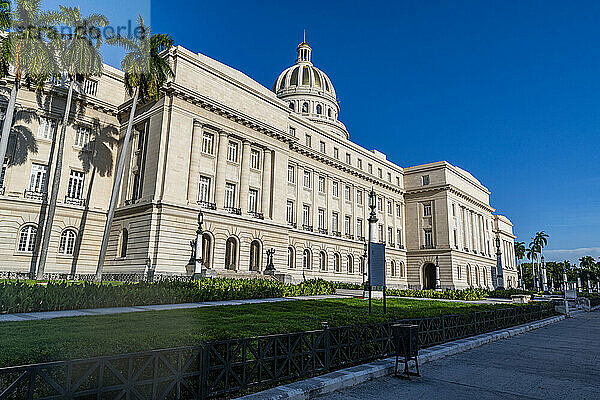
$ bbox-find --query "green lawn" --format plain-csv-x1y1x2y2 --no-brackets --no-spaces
0,298,519,367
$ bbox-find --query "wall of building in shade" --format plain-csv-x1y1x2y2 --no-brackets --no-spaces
0,41,518,289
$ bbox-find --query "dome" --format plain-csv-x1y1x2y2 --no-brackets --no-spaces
272,34,348,139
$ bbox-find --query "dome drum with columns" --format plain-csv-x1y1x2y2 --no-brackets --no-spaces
273,35,349,139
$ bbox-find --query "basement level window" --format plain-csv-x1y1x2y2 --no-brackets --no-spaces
422,175,430,185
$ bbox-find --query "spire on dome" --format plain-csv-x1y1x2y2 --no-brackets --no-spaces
296,30,312,64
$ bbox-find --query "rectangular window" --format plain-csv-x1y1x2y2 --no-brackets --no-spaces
286,200,294,224
356,219,363,238
333,147,339,159
289,127,296,136
303,170,311,188
344,185,351,201
357,158,362,169
66,170,85,199
74,126,91,147
320,140,326,153
302,205,310,226
356,190,362,205
332,212,339,232
424,229,433,247
29,163,48,193
387,172,392,182
377,197,383,211
344,216,351,235
397,229,403,246
250,149,260,169
453,229,458,247
345,153,351,164
422,175,430,185
332,181,339,197
305,134,311,147
387,201,392,215
224,183,235,208
452,203,456,217
396,176,400,186
396,204,402,218
198,176,211,202
37,117,55,140
378,225,384,242
201,132,214,154
368,164,373,174
248,189,258,212
288,165,295,183
318,176,325,193
318,209,325,229
378,168,382,178
0,157,7,188
227,141,238,162
388,227,393,245
424,203,432,216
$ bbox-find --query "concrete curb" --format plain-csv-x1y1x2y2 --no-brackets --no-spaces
236,314,566,400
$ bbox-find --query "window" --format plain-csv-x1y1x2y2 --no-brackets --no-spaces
250,149,260,169
118,228,128,258
377,197,383,211
332,212,339,232
318,209,325,230
305,134,312,147
302,102,309,113
198,176,211,203
59,229,77,255
289,127,296,136
395,204,401,218
424,229,433,247
377,168,382,178
288,165,295,183
345,153,351,164
347,255,353,273
453,229,458,248
334,253,341,272
357,190,362,205
249,240,261,271
397,229,403,246
368,164,373,174
303,249,311,269
201,132,214,154
333,147,339,159
318,176,325,193
387,201,392,215
344,216,351,235
74,126,91,147
248,189,258,212
286,200,294,224
29,164,48,193
320,141,325,153
328,108,332,117
316,104,322,114
422,175,430,185
396,176,400,186
387,172,392,182
227,141,238,162
319,251,326,270
452,203,456,217
66,170,85,199
0,157,7,188
288,246,295,268
18,225,37,252
224,183,236,208
357,159,362,169
388,227,393,245
303,170,311,188
225,237,238,270
378,225,384,242
423,203,432,216
345,185,351,201
356,219,363,238
302,204,310,226
391,261,397,277
37,117,55,140
332,181,339,197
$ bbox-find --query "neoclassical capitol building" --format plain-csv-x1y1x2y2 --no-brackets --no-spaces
0,38,518,289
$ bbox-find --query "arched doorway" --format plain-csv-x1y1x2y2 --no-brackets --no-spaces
202,233,212,269
249,240,261,271
423,263,437,289
225,237,238,270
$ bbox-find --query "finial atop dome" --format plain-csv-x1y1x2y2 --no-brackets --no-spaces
297,30,312,64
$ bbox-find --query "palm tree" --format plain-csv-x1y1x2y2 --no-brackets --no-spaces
526,241,539,290
0,0,57,195
514,241,526,288
533,231,549,291
579,256,595,291
95,16,173,280
35,6,108,279
534,231,549,258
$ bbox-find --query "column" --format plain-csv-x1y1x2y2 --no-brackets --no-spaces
352,184,357,238
312,171,318,230
239,140,251,214
261,149,272,219
214,131,228,209
296,165,303,227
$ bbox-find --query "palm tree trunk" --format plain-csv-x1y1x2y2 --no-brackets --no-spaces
95,87,139,281
0,80,19,186
36,79,74,279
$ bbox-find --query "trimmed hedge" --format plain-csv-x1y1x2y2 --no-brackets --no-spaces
386,288,488,301
486,288,535,299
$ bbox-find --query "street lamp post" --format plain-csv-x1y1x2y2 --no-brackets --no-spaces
367,188,378,315
435,255,441,290
193,211,204,281
495,236,504,289
362,242,368,287
264,248,276,274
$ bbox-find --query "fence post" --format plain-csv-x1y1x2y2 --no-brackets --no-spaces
322,323,330,371
199,345,209,400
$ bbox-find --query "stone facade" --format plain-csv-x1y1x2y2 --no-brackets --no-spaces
0,39,517,288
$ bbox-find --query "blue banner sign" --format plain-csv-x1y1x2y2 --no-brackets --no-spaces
369,242,386,287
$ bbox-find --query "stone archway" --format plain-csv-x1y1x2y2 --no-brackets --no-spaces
423,263,437,290
249,240,261,271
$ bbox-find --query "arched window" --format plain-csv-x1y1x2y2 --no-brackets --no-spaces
399,261,405,277
249,240,261,271
118,228,128,258
347,254,353,274
225,237,238,270
202,233,212,268
316,104,322,115
334,253,341,272
359,256,365,274
475,266,481,287
288,246,295,268
303,248,311,269
17,225,37,253
302,102,309,113
319,251,327,271
483,267,488,286
328,108,332,118
466,264,472,287
391,260,397,277
289,102,295,111
58,229,77,255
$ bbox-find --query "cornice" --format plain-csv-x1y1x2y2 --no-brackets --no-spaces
405,184,495,213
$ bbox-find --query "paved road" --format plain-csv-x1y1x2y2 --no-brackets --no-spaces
317,311,600,400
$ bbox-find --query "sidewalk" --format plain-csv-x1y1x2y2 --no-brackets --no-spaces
0,294,343,323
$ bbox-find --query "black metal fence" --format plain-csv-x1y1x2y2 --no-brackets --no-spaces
0,303,555,400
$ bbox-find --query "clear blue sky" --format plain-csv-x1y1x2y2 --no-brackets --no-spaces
51,0,600,262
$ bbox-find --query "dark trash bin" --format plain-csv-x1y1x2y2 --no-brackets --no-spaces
391,323,420,379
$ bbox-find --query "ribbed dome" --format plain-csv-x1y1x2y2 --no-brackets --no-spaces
272,64,336,99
